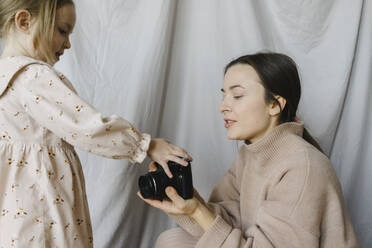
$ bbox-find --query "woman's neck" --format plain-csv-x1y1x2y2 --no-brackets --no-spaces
248,117,280,144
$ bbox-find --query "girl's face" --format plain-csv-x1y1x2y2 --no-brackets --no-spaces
219,64,277,143
52,3,76,63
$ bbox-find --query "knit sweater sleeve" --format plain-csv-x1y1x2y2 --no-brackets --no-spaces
170,157,242,238
173,148,360,248
190,154,316,248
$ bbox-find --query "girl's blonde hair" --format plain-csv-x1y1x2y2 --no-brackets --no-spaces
0,0,74,64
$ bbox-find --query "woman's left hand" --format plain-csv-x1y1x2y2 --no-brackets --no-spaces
137,163,217,232
137,188,216,231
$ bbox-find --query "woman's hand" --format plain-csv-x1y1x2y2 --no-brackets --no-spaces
137,163,216,231
137,188,216,231
138,161,199,215
147,138,192,178
138,186,200,216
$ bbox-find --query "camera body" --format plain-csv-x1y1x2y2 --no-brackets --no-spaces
138,160,193,200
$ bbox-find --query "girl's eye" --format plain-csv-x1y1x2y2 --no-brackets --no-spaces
59,28,67,35
233,96,243,99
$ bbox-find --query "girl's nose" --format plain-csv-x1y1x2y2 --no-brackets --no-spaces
65,38,71,49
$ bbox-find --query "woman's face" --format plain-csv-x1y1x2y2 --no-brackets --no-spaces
52,3,76,63
219,64,275,143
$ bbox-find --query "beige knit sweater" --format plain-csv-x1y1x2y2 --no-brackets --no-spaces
171,121,360,247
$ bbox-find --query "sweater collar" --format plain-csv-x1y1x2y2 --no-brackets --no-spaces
243,120,304,162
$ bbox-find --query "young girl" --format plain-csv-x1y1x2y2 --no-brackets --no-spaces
139,53,360,247
0,0,191,247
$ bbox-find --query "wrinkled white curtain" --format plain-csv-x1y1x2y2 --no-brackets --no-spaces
1,0,371,247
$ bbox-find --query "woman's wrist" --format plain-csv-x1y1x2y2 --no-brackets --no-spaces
189,200,216,232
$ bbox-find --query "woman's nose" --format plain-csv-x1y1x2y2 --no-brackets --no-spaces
219,100,230,113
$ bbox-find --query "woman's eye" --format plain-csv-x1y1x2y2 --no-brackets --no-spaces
233,95,243,99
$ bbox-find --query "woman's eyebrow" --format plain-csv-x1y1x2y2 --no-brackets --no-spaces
221,84,246,92
229,84,245,90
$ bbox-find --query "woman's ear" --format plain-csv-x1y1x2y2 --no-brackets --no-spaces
14,10,32,34
269,95,286,116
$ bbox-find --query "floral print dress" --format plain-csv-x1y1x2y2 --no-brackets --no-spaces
0,56,150,247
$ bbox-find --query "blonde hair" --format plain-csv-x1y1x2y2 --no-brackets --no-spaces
0,0,74,64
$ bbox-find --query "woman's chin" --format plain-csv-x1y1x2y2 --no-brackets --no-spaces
226,131,250,141
226,132,240,140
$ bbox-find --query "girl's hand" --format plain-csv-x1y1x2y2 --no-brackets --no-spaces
147,138,192,178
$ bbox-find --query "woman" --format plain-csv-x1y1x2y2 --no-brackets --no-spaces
138,52,360,247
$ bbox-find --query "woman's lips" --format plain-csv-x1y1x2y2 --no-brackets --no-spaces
224,120,236,128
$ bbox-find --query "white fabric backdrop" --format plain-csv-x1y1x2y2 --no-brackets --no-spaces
1,0,371,247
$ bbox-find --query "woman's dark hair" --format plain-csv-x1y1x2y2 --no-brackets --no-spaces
225,52,323,152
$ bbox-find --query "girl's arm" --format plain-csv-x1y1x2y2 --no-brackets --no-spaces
15,64,191,172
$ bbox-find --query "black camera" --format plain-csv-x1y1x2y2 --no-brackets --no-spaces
138,160,193,200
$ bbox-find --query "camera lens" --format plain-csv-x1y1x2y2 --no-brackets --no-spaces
138,169,169,200
138,174,157,199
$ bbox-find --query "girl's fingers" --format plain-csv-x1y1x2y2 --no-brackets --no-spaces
149,161,158,172
167,155,189,167
172,146,192,161
158,161,173,178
